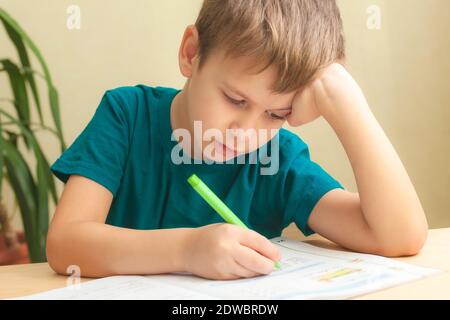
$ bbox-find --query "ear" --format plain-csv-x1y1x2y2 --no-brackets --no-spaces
178,24,200,78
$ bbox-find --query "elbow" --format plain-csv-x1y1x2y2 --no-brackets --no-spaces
377,228,428,257
47,257,69,277
46,226,77,276
46,223,114,278
46,224,82,276
46,231,69,276
375,207,429,257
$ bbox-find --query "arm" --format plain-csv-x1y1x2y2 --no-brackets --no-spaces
47,175,280,279
288,63,428,257
46,175,193,277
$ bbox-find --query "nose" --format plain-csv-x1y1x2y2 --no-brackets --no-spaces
228,117,259,150
230,111,260,132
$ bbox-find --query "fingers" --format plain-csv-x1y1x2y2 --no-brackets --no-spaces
211,260,259,280
243,229,281,262
234,244,277,275
232,258,262,278
287,85,320,127
238,229,281,265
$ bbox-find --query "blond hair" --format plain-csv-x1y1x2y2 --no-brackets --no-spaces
195,0,346,93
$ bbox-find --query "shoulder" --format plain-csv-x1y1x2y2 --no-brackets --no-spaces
278,128,308,149
277,128,311,167
103,85,179,112
96,85,166,124
102,85,150,110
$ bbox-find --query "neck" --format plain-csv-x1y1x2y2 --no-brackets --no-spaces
170,87,198,159
171,88,187,133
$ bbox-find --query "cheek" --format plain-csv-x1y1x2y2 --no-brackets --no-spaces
254,126,280,149
190,100,229,147
190,85,219,114
194,97,230,129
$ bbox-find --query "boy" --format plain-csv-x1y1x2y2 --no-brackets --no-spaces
47,0,428,280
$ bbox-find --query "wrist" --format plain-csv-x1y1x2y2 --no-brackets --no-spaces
321,87,372,132
316,64,370,124
176,227,198,273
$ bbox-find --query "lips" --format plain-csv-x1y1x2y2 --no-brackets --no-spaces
214,140,239,158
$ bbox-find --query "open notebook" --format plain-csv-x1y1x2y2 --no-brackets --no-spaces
16,237,441,300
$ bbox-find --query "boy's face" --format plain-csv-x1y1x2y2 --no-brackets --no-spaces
175,26,296,162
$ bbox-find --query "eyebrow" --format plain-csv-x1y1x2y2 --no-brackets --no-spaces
222,82,292,111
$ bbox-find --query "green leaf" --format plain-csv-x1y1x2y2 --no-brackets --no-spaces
0,124,4,195
1,114,53,262
46,154,58,205
0,8,66,151
0,16,43,125
2,140,38,260
32,137,58,205
1,108,57,223
0,60,30,123
35,149,49,261
0,8,64,262
4,130,18,147
48,85,66,151
2,117,59,206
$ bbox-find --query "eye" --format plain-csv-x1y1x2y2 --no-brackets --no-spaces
223,92,246,107
266,111,288,121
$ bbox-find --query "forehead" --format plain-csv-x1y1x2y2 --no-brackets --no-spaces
203,48,296,105
206,48,276,88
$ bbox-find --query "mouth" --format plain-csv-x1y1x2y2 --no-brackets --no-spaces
213,139,240,158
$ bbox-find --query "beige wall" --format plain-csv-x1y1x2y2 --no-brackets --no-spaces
290,0,450,229
1,0,448,233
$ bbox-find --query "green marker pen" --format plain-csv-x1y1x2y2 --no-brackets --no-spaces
187,173,281,270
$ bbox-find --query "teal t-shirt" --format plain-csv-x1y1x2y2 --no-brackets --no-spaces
50,85,344,238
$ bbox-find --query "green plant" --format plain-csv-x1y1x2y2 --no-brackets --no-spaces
0,8,66,262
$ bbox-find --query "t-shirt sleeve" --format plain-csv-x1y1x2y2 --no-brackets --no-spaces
281,140,345,237
50,90,130,197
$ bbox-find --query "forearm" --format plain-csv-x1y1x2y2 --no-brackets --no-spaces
324,96,428,251
46,222,194,277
